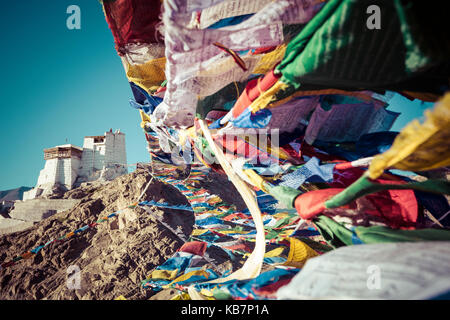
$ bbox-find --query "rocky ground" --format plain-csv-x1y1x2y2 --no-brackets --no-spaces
0,165,222,300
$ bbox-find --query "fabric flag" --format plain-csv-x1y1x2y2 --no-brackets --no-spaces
279,157,335,189
164,269,219,288
324,175,450,210
282,237,319,268
265,96,319,133
129,82,163,114
140,201,193,212
231,94,319,131
213,131,290,165
102,0,164,54
264,184,302,209
367,93,450,179
249,0,450,112
231,69,281,119
207,15,254,30
191,0,272,29
322,94,450,210
193,268,299,300
155,0,323,127
196,80,249,119
414,190,450,227
277,241,450,299
304,101,399,144
102,0,168,104
295,182,420,229
313,131,399,161
230,108,272,128
125,57,166,94
313,215,450,248
142,252,206,287
120,42,166,66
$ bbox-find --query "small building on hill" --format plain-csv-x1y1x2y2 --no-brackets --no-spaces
23,130,127,200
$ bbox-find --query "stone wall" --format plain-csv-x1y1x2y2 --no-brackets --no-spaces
23,157,81,200
0,198,80,235
78,131,127,183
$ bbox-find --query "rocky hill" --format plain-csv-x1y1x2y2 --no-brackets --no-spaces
0,166,197,300
0,164,247,300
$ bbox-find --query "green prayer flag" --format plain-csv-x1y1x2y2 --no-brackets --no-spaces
314,216,450,248
265,184,302,209
276,0,449,98
325,175,450,209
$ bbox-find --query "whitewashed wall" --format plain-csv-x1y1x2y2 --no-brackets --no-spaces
35,157,80,188
79,131,127,181
24,131,127,200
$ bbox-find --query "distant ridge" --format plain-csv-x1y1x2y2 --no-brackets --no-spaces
0,187,33,202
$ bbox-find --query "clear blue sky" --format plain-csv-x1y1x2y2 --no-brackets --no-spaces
0,1,434,190
0,1,150,190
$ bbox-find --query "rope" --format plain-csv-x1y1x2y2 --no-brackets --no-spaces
136,161,155,203
213,42,247,72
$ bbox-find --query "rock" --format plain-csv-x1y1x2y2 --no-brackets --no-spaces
0,167,194,300
35,183,68,200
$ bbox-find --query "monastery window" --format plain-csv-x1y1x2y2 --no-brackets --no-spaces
94,137,105,143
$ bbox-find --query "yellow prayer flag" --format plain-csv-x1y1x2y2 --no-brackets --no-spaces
170,292,191,300
164,270,210,288
192,229,209,236
253,45,287,74
125,57,166,92
148,269,179,281
273,212,291,219
249,80,290,113
200,288,215,297
243,169,268,192
139,109,152,130
264,246,285,258
283,237,318,268
368,93,450,179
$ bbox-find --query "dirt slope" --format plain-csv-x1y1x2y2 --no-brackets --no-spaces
0,166,195,300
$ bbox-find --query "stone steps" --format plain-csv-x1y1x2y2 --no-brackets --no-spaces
8,199,80,222
0,217,35,235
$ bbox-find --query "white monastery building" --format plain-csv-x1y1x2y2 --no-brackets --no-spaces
23,130,127,200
